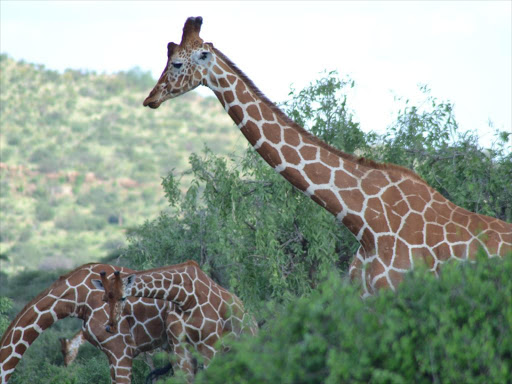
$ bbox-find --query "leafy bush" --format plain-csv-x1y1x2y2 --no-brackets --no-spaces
0,296,13,335
35,200,55,222
282,71,376,153
54,211,106,231
197,255,512,384
123,148,350,308
379,86,512,222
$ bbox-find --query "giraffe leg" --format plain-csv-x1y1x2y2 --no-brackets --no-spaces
349,247,372,298
104,348,134,384
106,354,118,384
166,313,195,382
196,342,216,370
172,342,195,382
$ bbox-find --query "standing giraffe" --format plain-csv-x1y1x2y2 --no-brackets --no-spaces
0,263,173,383
93,260,258,381
142,16,512,296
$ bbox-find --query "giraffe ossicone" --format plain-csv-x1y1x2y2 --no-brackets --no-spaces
95,260,258,381
143,16,512,296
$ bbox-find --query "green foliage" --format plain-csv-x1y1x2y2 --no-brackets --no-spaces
197,256,512,384
2,60,511,383
6,326,116,384
0,296,13,335
35,200,55,222
0,55,239,273
54,210,107,231
283,71,377,153
0,269,63,316
379,86,512,222
123,147,351,307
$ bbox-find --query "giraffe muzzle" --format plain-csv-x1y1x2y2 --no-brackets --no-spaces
143,97,161,109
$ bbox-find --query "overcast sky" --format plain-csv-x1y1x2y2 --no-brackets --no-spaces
1,1,511,147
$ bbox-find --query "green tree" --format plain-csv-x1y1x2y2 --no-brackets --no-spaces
380,86,512,221
0,296,13,336
196,255,512,384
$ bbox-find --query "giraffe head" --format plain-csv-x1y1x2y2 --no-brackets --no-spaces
143,16,214,108
92,270,136,333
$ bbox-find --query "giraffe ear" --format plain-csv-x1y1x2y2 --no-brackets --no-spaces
123,274,136,292
91,279,105,291
194,50,212,66
167,42,178,58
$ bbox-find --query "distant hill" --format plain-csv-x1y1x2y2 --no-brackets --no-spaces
0,54,243,273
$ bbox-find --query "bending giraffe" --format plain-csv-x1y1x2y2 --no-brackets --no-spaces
142,16,512,296
93,261,258,381
0,263,174,383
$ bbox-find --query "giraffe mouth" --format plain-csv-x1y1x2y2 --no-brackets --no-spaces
143,98,161,109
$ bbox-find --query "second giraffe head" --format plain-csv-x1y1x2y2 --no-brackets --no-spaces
92,270,136,333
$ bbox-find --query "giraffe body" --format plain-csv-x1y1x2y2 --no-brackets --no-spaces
94,261,257,380
0,263,171,383
142,17,512,296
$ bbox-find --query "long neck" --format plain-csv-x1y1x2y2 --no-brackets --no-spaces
0,284,83,382
129,262,207,310
206,49,402,243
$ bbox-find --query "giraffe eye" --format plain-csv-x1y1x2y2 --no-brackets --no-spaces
121,297,126,302
172,62,183,69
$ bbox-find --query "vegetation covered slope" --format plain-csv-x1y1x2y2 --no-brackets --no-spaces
0,54,241,273
0,64,510,383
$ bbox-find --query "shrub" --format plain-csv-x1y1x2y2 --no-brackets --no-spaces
55,211,106,231
197,255,512,384
0,296,13,336
35,200,55,222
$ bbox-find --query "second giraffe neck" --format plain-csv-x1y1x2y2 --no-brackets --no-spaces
129,262,205,310
0,280,89,381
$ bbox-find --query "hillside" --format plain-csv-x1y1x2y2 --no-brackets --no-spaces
0,54,243,273
1,57,511,384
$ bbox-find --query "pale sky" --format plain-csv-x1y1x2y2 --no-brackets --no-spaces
1,1,511,147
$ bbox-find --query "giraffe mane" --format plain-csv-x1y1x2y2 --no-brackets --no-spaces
0,263,101,344
127,260,200,276
212,47,425,183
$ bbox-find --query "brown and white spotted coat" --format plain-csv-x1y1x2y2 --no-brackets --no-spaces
95,261,257,381
0,263,172,384
143,17,512,296
59,330,86,366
